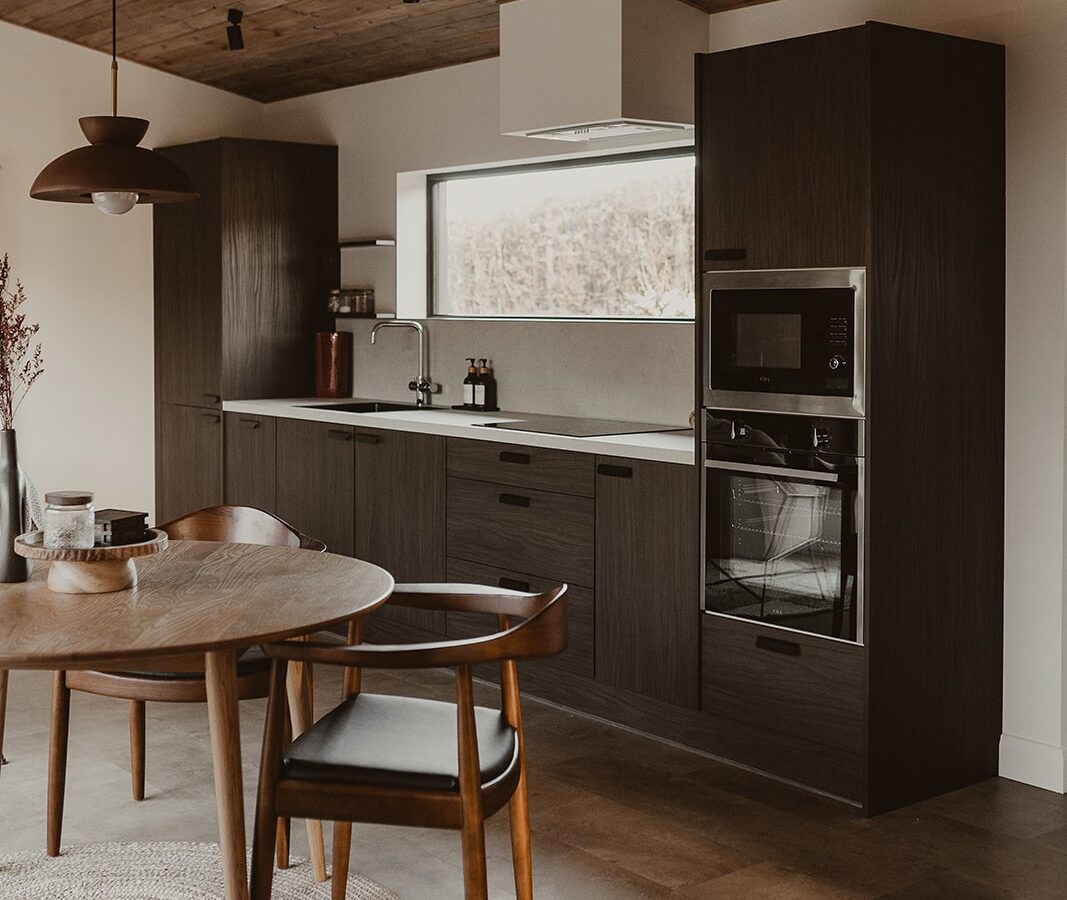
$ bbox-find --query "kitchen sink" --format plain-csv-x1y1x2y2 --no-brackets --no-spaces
296,401,426,413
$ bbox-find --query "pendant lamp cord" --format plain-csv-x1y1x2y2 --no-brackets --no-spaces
110,0,118,117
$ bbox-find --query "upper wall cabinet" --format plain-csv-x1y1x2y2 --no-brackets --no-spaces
153,139,339,407
699,26,870,271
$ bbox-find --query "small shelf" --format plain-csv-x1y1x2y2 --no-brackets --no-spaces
339,239,395,248
333,312,395,319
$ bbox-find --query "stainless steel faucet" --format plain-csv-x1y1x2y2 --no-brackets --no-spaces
369,320,440,407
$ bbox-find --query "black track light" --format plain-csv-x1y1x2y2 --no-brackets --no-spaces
227,8,244,51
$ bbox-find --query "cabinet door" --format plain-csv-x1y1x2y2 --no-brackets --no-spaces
224,413,277,513
355,428,446,634
154,142,224,408
699,26,869,271
595,458,699,708
276,418,354,556
156,403,223,524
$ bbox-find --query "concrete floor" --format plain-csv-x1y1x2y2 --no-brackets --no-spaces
1,666,1066,899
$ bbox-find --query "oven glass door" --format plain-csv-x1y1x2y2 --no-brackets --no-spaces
704,461,860,643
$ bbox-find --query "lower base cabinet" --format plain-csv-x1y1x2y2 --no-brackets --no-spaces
275,418,354,556
156,403,223,524
595,457,700,709
224,413,277,511
446,557,595,680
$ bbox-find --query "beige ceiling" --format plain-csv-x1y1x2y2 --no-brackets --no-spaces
0,0,777,103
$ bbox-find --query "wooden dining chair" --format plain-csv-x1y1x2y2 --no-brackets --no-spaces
249,583,568,900
46,505,328,875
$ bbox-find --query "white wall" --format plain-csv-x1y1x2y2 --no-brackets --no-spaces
255,58,700,425
705,0,1067,792
0,22,261,519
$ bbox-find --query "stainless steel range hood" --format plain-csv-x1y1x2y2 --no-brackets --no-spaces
500,0,709,142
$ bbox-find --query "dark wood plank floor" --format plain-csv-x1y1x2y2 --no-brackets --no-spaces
0,666,1063,898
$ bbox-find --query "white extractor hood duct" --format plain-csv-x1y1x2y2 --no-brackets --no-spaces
499,0,710,141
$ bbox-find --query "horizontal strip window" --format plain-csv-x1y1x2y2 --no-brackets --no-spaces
428,148,695,321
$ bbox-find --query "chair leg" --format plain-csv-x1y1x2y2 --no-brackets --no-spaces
287,653,327,882
129,700,146,801
47,672,71,857
0,669,9,767
508,766,534,900
331,822,352,900
251,661,288,900
276,711,292,870
456,666,488,900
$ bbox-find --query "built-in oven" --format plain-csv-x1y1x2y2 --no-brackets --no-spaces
704,268,866,418
702,409,863,644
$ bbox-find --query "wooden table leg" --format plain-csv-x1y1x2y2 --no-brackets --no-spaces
286,656,328,882
205,649,250,900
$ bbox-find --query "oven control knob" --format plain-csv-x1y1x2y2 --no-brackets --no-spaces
829,355,847,371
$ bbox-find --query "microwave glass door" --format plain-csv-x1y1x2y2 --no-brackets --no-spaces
709,287,854,397
704,463,860,642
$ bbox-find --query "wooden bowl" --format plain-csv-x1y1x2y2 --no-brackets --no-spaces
14,529,169,594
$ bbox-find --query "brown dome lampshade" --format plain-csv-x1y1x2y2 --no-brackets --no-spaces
29,0,197,215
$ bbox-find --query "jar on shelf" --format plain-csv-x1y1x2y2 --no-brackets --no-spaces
43,491,95,550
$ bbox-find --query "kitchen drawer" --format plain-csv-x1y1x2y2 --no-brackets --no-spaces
447,439,594,497
445,557,594,679
446,476,594,587
702,615,864,753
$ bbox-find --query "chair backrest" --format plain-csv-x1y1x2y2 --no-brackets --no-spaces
158,505,326,552
266,584,568,670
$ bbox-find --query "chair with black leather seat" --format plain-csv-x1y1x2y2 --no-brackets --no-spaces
249,582,568,900
46,506,327,870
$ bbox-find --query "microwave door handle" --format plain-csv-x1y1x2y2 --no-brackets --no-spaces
703,458,844,484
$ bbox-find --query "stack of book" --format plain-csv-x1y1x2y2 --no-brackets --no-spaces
94,509,149,546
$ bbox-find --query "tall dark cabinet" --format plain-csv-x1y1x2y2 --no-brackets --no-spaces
153,139,338,523
697,23,1004,814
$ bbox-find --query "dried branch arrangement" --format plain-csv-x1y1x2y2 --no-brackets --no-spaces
0,255,43,431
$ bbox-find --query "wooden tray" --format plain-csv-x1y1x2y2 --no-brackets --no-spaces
14,529,168,594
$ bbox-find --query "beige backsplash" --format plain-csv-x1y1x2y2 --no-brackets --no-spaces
335,318,695,425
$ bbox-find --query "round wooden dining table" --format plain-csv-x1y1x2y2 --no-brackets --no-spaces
0,540,394,900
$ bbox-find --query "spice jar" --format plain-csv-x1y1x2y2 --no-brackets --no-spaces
44,491,95,550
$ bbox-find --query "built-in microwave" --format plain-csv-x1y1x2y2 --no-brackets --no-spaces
704,268,866,418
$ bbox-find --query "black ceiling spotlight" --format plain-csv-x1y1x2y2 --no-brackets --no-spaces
226,8,244,50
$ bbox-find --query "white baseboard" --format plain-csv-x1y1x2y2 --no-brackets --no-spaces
999,733,1066,792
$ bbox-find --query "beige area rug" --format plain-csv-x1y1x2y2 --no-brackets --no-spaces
0,842,399,899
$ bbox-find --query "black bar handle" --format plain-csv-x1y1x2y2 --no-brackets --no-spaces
238,417,260,430
705,248,747,262
201,393,221,404
201,413,221,423
499,493,531,508
499,451,531,465
755,635,801,656
597,464,633,479
499,577,531,593
352,432,380,445
328,429,353,442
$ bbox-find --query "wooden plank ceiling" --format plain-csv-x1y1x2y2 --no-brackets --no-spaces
0,0,775,103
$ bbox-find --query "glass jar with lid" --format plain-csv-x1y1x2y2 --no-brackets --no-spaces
43,491,95,550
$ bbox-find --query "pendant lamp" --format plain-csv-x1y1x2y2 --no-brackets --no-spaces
30,0,197,214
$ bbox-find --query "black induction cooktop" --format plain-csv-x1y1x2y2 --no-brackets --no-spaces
474,415,689,438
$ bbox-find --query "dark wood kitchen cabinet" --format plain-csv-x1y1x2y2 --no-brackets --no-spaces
154,138,337,522
223,413,277,512
595,457,699,709
698,23,1005,813
275,418,354,557
155,404,223,523
355,428,447,634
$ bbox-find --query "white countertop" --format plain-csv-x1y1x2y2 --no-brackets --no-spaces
223,398,697,465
